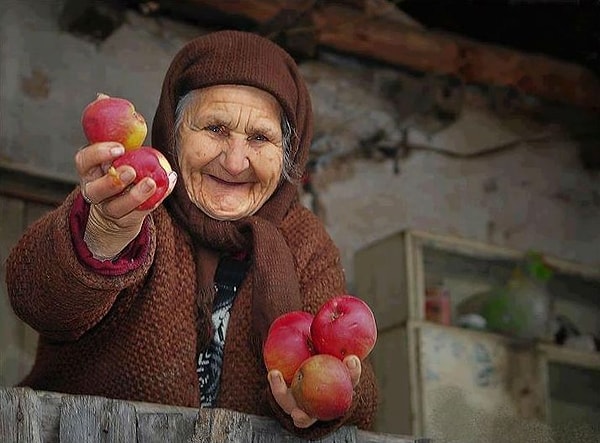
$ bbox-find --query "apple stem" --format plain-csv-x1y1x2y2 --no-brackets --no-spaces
107,166,121,185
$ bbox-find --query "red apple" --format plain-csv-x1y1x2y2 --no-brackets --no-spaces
290,354,353,421
311,295,377,361
112,147,172,210
263,311,315,386
82,93,147,151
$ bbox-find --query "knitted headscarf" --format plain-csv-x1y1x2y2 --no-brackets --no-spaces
152,30,313,348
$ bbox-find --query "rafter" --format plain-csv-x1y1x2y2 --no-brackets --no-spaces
133,0,600,111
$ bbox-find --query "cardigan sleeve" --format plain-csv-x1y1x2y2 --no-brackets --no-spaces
70,191,152,275
6,188,156,342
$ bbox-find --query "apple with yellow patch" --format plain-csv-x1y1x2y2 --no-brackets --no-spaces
81,93,147,151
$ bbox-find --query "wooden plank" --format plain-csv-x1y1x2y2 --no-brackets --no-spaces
0,387,43,443
312,4,600,111
59,394,137,443
328,0,424,28
408,233,426,322
38,391,63,443
408,229,600,279
163,0,290,24
371,327,412,436
540,343,600,371
357,429,431,443
13,390,201,443
249,411,357,442
507,346,546,421
0,163,75,206
354,232,409,331
192,408,256,442
0,388,429,442
136,411,196,443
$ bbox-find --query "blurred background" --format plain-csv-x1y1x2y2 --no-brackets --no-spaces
1,1,599,442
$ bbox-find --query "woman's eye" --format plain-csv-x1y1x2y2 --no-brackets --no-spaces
250,134,269,142
205,124,225,134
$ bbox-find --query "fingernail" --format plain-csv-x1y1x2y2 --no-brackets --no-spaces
169,171,178,184
119,169,134,182
270,372,282,384
141,179,154,194
110,146,125,157
348,357,358,369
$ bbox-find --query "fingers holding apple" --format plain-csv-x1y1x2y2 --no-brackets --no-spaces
343,355,362,388
111,147,176,210
290,354,354,422
276,355,360,426
290,407,318,429
75,142,126,188
268,370,317,429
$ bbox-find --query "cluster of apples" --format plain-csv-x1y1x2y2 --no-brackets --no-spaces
263,295,377,422
81,93,172,210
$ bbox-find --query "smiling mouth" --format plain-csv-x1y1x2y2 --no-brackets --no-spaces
207,174,250,187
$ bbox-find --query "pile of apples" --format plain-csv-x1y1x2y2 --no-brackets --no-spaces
81,93,172,210
263,295,377,422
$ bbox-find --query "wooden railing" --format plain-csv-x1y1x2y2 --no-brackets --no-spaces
0,387,430,442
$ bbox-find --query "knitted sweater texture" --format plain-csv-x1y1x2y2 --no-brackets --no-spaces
7,191,378,439
8,30,379,440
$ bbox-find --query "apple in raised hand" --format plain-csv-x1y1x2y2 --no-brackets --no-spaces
112,147,172,210
263,311,315,386
82,93,147,151
311,295,377,361
290,354,353,421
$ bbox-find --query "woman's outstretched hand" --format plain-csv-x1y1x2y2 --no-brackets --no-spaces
75,142,177,260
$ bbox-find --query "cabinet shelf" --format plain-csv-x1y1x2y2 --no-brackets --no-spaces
413,320,600,371
355,229,600,441
539,343,600,371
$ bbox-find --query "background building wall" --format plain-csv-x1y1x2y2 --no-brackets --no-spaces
2,1,598,289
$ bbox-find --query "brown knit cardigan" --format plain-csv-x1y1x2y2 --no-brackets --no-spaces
7,191,378,438
6,31,379,439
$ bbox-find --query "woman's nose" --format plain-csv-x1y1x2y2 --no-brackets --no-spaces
220,137,250,176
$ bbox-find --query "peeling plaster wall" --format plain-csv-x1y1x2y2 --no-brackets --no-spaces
299,57,600,287
1,0,599,289
0,0,202,180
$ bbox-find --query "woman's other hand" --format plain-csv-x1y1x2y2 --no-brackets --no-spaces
268,355,362,428
75,142,177,260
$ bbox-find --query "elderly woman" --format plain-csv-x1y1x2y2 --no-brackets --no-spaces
6,31,378,438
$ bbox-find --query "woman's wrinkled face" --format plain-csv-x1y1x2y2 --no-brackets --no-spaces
177,85,284,220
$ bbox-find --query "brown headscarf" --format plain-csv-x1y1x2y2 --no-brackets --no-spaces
151,30,313,348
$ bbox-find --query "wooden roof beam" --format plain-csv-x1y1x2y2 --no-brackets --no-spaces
313,4,600,112
149,0,600,112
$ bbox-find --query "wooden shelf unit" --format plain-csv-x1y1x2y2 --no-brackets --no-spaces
355,229,600,442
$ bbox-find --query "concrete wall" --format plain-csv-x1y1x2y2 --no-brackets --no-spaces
1,0,599,287
0,0,201,180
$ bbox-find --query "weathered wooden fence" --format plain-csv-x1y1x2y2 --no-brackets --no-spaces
0,387,430,443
